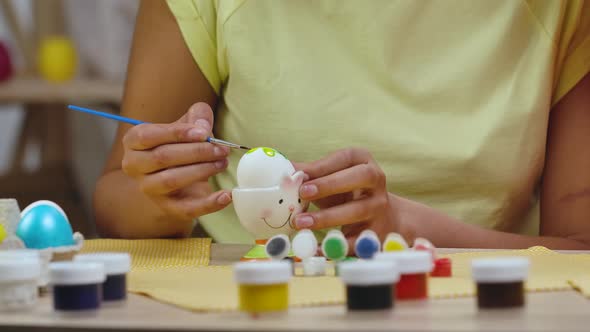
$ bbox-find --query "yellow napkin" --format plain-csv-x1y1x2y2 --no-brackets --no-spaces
80,242,589,311
432,246,590,298
129,266,344,312
114,246,589,312
81,238,212,268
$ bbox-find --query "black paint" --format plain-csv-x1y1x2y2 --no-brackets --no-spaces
346,284,394,310
103,274,127,301
476,281,524,308
53,284,102,311
267,238,287,257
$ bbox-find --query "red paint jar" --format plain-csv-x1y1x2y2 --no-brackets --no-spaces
431,258,452,277
375,251,433,300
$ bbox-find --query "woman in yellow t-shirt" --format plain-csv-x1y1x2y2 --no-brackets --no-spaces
94,0,590,250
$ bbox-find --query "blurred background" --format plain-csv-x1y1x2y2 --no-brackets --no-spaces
0,0,139,239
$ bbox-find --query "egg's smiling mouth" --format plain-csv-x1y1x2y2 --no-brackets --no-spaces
262,212,293,229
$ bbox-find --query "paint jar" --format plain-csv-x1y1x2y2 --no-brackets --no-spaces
431,257,452,277
49,262,105,311
321,230,348,261
265,234,291,260
0,249,51,288
292,229,318,260
382,232,408,252
339,260,399,311
354,230,381,259
0,259,41,311
234,261,291,314
471,257,529,309
302,257,327,276
413,237,436,260
74,253,131,302
374,251,432,300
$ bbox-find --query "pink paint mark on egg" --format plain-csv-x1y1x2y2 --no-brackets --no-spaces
260,208,273,219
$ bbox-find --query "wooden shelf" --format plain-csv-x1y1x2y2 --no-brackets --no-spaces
0,77,124,104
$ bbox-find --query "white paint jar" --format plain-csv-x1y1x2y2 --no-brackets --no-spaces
0,259,40,311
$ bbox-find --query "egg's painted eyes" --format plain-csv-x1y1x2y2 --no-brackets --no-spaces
298,198,301,203
279,199,284,204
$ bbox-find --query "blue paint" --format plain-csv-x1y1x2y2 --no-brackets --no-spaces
53,284,102,311
355,236,380,259
17,203,75,249
103,274,127,301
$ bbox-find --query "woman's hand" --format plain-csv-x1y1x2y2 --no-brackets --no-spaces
121,102,232,221
293,148,399,250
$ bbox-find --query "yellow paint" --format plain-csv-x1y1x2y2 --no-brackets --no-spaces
238,283,288,313
383,240,406,252
38,36,77,82
0,224,6,243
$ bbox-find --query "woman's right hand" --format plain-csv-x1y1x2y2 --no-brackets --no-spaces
121,102,232,221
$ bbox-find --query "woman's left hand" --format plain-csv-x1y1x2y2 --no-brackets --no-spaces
293,148,399,250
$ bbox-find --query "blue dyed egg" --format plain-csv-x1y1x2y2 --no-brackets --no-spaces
16,200,75,249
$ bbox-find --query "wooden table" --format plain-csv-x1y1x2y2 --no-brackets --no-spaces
1,244,589,332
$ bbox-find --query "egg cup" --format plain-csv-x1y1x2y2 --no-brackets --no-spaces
233,171,308,260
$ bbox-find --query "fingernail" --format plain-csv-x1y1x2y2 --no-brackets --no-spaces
215,159,227,169
213,146,227,157
196,119,211,132
300,184,318,198
295,215,314,229
188,129,205,140
217,193,231,205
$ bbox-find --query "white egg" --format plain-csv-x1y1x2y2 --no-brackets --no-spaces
237,147,295,188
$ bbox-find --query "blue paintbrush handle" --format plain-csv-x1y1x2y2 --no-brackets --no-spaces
68,105,146,125
67,105,250,150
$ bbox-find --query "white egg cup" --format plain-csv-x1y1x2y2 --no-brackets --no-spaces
233,171,308,241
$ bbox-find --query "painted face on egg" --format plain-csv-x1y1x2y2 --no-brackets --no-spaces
232,147,309,239
258,172,306,230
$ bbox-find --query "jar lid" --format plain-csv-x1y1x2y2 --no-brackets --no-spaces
471,257,529,283
338,260,399,285
354,230,381,259
234,261,291,285
321,230,348,261
374,251,433,274
0,249,41,259
292,229,318,259
74,253,131,275
264,234,291,260
0,258,41,282
49,262,106,285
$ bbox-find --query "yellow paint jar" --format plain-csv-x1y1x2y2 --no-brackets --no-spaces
234,261,291,314
382,233,408,252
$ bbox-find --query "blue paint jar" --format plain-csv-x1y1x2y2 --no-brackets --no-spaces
49,262,105,311
74,253,131,302
354,230,381,259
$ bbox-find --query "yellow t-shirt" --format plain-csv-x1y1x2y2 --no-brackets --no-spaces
166,0,590,244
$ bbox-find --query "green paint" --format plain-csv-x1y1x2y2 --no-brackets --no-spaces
323,237,347,260
246,147,259,154
246,147,281,158
262,147,276,157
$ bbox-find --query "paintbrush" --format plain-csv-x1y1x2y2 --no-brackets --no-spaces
67,105,251,151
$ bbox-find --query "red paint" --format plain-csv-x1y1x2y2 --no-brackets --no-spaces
395,273,428,300
431,258,452,277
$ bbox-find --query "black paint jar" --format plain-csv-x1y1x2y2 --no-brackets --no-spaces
471,257,529,309
49,262,106,311
74,253,131,302
339,260,399,311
